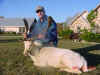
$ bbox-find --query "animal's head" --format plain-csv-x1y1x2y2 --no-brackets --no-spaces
23,40,43,56
23,18,42,56
23,18,37,56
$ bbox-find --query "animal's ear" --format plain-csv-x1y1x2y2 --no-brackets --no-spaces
29,18,37,33
23,18,29,33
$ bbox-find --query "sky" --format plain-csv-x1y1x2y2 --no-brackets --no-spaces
0,0,100,22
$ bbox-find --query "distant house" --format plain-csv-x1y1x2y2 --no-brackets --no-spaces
92,4,100,33
0,17,34,33
67,11,91,33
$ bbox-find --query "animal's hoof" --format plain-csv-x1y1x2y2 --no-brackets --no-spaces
88,66,96,71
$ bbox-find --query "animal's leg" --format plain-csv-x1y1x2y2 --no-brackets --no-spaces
60,56,82,74
80,56,88,72
28,53,37,62
63,68,82,74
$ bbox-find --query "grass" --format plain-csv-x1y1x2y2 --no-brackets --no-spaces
0,37,100,75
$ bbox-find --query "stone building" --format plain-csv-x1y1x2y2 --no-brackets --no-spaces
68,11,91,33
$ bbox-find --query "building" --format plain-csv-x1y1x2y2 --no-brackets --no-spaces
68,11,91,33
92,4,100,33
0,17,34,33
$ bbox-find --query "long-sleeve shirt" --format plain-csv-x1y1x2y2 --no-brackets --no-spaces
28,15,58,46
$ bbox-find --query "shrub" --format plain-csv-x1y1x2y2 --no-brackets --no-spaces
12,32,16,34
80,30,100,42
95,34,100,42
59,29,73,39
0,32,22,36
80,32,95,42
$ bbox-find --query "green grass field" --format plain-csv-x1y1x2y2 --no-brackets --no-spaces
0,36,100,75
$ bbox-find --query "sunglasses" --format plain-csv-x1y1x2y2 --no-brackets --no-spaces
36,10,43,13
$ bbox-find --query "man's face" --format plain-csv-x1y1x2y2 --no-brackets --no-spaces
36,10,45,18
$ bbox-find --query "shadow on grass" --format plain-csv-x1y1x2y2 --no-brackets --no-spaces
0,67,4,75
73,44,100,66
0,39,22,43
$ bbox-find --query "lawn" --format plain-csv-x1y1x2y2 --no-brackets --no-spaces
0,36,100,75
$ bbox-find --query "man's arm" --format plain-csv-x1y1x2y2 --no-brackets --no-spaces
46,21,58,46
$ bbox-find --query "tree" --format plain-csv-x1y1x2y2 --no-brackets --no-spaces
87,10,97,27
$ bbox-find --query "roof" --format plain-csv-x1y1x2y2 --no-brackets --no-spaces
0,18,34,27
67,11,89,25
67,13,81,25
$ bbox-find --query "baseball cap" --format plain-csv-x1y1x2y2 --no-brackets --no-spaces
36,6,45,13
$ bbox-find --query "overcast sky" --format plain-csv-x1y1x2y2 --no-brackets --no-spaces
0,0,100,22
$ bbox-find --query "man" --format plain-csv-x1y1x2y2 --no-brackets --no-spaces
24,6,58,47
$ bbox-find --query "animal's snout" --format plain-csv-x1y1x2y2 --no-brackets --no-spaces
23,48,32,56
23,49,28,56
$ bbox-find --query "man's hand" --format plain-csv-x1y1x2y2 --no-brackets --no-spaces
38,34,44,39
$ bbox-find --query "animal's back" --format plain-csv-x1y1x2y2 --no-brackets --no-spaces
36,47,67,67
39,47,85,68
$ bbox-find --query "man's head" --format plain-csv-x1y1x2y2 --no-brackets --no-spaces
36,6,45,19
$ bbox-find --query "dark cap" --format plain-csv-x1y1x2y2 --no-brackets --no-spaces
36,6,45,13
